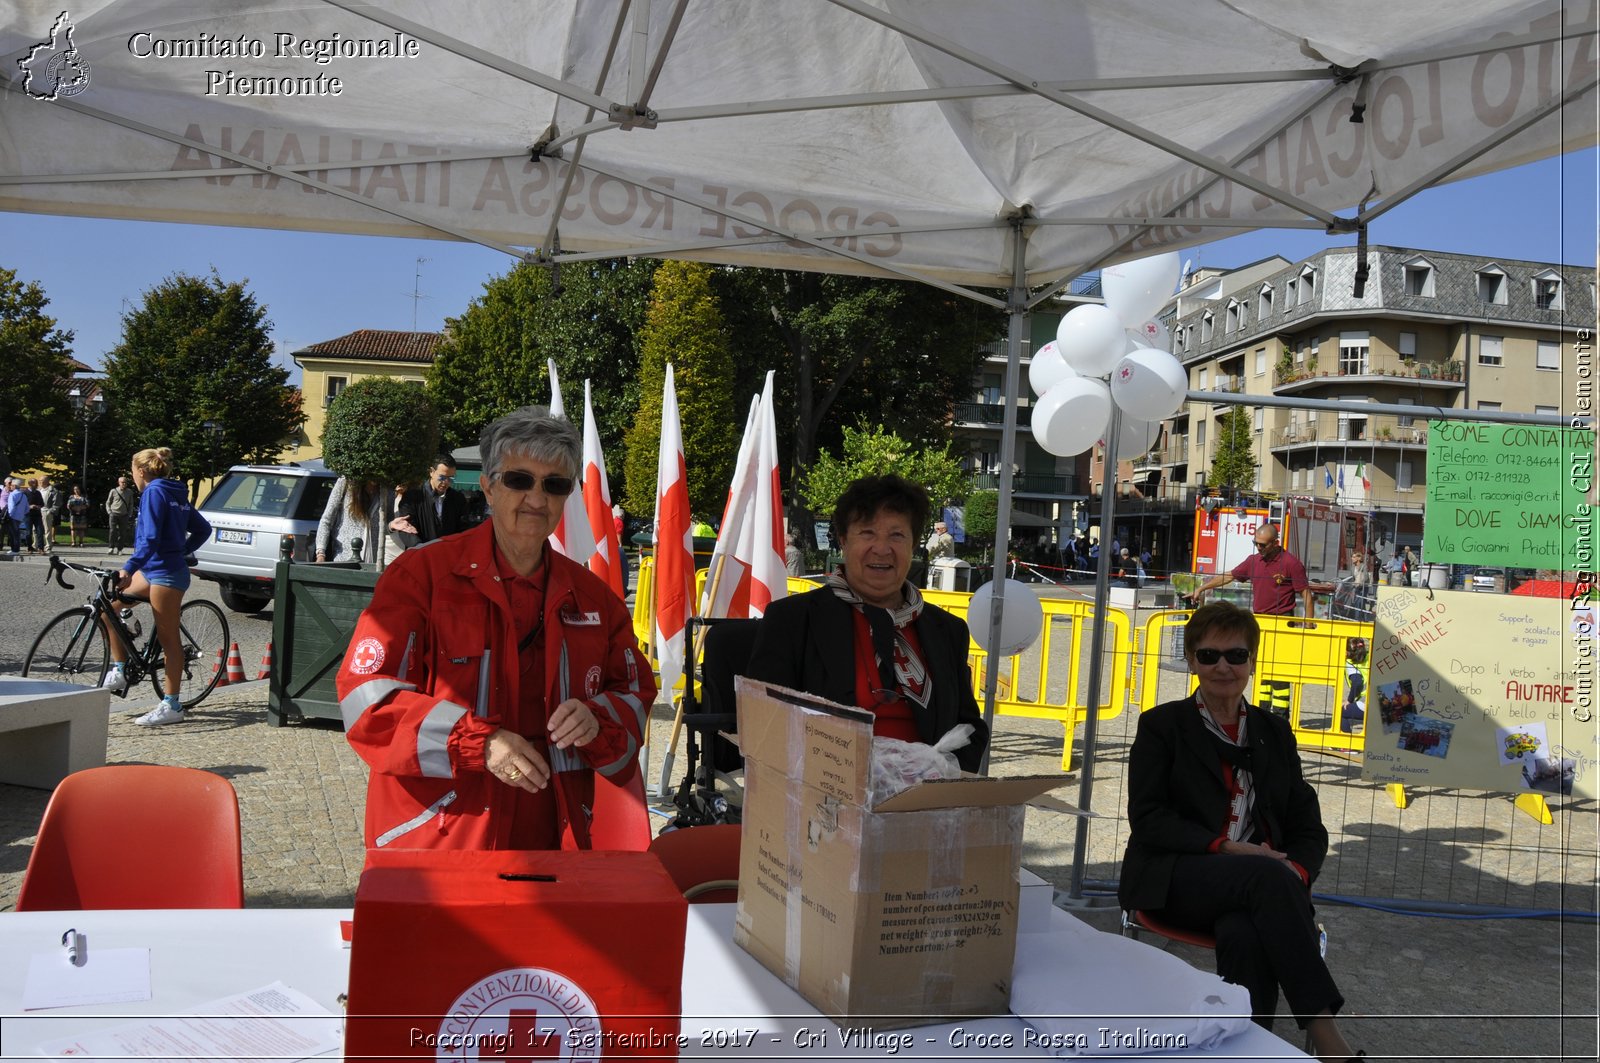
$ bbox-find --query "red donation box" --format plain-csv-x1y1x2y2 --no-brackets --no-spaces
346,849,688,1061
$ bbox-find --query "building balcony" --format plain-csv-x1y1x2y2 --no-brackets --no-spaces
1273,358,1464,393
1271,415,1430,452
968,471,1082,497
1210,375,1246,404
953,401,1009,427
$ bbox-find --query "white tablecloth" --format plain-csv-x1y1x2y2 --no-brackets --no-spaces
0,905,1308,1060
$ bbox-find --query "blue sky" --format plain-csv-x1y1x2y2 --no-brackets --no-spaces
2,150,1593,384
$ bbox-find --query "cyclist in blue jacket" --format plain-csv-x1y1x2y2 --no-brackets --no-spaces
102,447,212,726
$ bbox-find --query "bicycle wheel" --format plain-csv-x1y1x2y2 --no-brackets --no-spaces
148,598,231,708
23,607,111,688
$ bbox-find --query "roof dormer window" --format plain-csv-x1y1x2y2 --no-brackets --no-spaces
1403,256,1435,297
1477,265,1506,304
1533,271,1563,310
1258,284,1274,319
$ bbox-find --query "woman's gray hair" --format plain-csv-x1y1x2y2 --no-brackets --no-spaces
478,406,581,480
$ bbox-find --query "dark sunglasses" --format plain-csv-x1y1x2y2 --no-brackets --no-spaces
492,470,575,496
1194,647,1252,666
869,687,905,705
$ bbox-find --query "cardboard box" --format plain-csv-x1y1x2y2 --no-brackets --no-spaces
731,677,1066,1028
346,848,687,1060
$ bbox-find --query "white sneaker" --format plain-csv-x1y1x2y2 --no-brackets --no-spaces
135,702,185,727
101,667,129,695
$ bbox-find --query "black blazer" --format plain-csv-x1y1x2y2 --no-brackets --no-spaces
1118,695,1328,912
743,587,989,773
399,485,468,542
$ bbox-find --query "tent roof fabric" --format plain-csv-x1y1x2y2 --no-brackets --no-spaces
2,1,1593,293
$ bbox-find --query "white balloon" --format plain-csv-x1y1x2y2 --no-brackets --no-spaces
1101,253,1181,328
1030,377,1111,457
1101,413,1159,459
968,578,1044,657
1111,347,1189,421
1126,318,1171,352
1028,340,1077,396
1054,304,1126,377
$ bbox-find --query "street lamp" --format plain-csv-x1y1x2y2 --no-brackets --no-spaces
68,386,107,500
202,420,223,495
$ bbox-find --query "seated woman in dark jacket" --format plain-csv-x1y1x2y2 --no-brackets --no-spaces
1119,602,1360,1063
744,473,987,773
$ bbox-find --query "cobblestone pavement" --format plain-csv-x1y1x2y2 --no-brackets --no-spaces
1,666,1594,1060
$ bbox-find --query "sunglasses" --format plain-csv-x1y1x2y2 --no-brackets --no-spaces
492,470,575,496
1194,647,1252,666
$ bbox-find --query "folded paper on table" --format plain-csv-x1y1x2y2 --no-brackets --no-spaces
23,947,150,1011
1009,929,1252,1055
36,981,341,1060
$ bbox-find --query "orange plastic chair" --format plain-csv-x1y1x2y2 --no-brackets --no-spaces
17,765,245,911
587,766,652,851
647,823,743,903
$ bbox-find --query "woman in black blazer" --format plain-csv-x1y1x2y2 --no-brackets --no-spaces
744,474,988,773
1119,602,1360,1063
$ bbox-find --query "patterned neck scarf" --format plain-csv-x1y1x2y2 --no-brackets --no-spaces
826,574,930,708
1194,690,1257,844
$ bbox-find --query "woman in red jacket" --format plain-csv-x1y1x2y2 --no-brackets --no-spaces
337,407,654,851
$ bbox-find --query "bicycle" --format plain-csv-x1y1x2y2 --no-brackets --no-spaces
23,554,231,709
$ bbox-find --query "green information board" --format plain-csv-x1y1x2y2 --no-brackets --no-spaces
1424,420,1595,571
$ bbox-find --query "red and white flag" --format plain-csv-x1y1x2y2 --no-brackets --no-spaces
581,381,625,599
652,364,694,698
547,358,595,564
701,371,787,619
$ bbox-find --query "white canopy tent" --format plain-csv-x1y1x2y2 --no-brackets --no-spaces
4,0,1596,875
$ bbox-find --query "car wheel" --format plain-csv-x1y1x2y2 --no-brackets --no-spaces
219,583,270,614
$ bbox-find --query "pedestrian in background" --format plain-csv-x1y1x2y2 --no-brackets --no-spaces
40,475,61,552
390,455,467,544
105,475,140,554
66,485,89,547
3,479,27,555
316,477,385,563
24,478,45,553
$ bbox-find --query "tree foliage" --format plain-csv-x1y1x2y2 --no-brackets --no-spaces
102,272,302,495
0,266,76,473
623,261,738,518
963,489,999,546
715,270,1003,509
1209,406,1257,495
322,378,440,487
427,258,656,495
798,424,969,530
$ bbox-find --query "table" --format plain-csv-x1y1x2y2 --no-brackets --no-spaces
0,906,1309,1060
0,677,109,789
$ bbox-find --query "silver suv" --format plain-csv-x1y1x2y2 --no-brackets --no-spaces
192,462,338,613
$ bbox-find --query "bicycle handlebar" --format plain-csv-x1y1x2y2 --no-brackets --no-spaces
45,553,121,596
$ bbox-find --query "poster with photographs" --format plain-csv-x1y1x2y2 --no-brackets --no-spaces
1360,586,1597,798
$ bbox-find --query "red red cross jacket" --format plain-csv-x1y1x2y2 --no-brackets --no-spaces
337,521,654,850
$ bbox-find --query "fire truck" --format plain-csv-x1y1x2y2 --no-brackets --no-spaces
1191,496,1378,616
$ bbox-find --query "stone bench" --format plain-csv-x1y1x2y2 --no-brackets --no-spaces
0,677,110,789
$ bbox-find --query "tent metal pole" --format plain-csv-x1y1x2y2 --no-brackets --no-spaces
977,215,1031,775
1066,405,1123,901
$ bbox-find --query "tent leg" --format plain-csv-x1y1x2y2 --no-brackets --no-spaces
977,215,1031,775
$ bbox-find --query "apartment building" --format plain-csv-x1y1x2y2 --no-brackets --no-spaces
286,329,442,463
1149,245,1594,547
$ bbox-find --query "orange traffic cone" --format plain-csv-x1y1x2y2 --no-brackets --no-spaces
257,641,274,681
225,642,248,685
211,646,230,687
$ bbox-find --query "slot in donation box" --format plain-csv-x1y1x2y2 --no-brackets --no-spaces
732,676,1067,1029
346,848,688,1060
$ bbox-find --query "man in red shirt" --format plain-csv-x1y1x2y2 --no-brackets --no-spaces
1189,523,1312,617
1186,523,1311,717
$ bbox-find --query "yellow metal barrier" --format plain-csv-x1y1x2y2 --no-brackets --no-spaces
633,564,1125,771
1135,608,1376,755
927,589,1133,772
